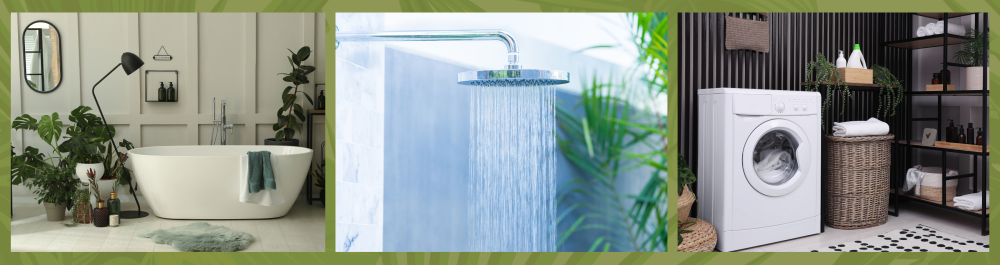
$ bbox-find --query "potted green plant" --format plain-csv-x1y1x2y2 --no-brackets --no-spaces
12,111,79,221
267,46,315,146
57,106,113,182
953,29,987,90
804,53,903,124
69,184,93,226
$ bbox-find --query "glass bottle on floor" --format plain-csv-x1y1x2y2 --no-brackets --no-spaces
108,192,120,215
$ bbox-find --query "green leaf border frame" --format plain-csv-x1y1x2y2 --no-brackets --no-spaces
0,0,996,264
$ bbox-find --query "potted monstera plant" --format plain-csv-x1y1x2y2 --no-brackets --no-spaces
12,112,85,221
58,106,113,183
266,46,315,146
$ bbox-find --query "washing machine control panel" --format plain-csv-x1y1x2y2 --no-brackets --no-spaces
771,95,818,115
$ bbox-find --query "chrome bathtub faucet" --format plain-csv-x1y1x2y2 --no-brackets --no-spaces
212,97,234,145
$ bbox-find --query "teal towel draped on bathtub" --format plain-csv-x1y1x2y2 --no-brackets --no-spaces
247,151,277,193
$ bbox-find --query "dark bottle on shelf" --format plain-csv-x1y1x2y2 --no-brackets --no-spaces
316,90,326,110
957,125,966,144
940,69,951,85
167,82,177,102
157,82,166,102
931,73,941,84
967,123,975,144
976,127,984,146
946,119,957,142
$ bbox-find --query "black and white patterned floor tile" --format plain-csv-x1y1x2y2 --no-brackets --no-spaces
812,224,989,252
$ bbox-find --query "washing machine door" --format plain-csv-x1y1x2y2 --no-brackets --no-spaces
741,119,812,197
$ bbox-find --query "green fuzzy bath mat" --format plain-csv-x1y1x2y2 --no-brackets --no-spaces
138,222,256,252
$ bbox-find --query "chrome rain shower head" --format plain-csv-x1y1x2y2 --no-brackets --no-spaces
335,29,570,86
457,69,569,86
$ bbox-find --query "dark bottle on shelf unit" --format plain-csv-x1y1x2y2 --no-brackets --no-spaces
932,73,941,84
976,127,984,146
957,125,966,144
946,119,957,142
167,82,177,102
157,82,167,102
940,69,951,85
316,90,326,110
967,123,975,144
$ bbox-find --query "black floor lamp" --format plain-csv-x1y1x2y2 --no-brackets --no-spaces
93,52,148,219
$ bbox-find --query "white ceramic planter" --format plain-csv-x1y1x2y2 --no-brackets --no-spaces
76,163,117,203
75,163,105,183
965,66,988,90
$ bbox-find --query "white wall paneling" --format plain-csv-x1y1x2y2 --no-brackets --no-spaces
11,13,326,195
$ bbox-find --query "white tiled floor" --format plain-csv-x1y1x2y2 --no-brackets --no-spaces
731,203,989,252
10,193,326,252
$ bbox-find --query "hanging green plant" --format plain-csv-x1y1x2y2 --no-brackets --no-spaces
803,53,849,128
872,65,903,119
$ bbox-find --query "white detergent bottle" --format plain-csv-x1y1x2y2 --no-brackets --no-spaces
836,50,847,68
847,44,867,69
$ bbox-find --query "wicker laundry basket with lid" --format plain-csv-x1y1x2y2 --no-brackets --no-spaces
824,134,894,230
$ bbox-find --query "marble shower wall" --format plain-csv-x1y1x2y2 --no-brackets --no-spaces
334,13,385,252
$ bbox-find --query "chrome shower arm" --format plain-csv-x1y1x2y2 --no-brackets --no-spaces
336,30,520,67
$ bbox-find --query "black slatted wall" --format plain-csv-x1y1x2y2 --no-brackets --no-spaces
678,13,913,176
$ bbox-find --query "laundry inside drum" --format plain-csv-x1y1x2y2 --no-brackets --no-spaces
752,130,799,185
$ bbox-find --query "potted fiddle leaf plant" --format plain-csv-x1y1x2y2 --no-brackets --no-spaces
953,29,987,90
267,46,315,146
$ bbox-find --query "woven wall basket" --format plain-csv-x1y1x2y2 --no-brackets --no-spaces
824,135,893,230
725,13,770,53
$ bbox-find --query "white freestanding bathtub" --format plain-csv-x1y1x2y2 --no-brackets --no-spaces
128,145,313,219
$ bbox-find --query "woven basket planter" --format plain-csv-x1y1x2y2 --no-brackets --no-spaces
677,185,696,223
824,134,893,230
678,218,718,252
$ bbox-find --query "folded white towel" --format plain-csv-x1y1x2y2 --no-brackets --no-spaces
832,117,890,137
954,191,989,211
239,153,286,206
904,165,926,195
933,21,966,35
916,26,928,37
754,149,794,183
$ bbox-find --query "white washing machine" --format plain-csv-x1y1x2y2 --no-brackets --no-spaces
697,88,821,252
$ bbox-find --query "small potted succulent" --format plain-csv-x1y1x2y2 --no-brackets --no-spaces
266,46,315,146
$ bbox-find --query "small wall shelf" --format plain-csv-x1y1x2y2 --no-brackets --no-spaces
144,70,179,102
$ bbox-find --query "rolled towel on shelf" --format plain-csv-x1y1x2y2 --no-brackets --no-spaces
832,117,890,137
954,191,989,211
916,26,928,37
933,21,966,35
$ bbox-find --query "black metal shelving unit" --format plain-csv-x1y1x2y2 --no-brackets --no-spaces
886,13,989,236
305,109,325,205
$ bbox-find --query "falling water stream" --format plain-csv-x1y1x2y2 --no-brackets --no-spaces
469,81,557,252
